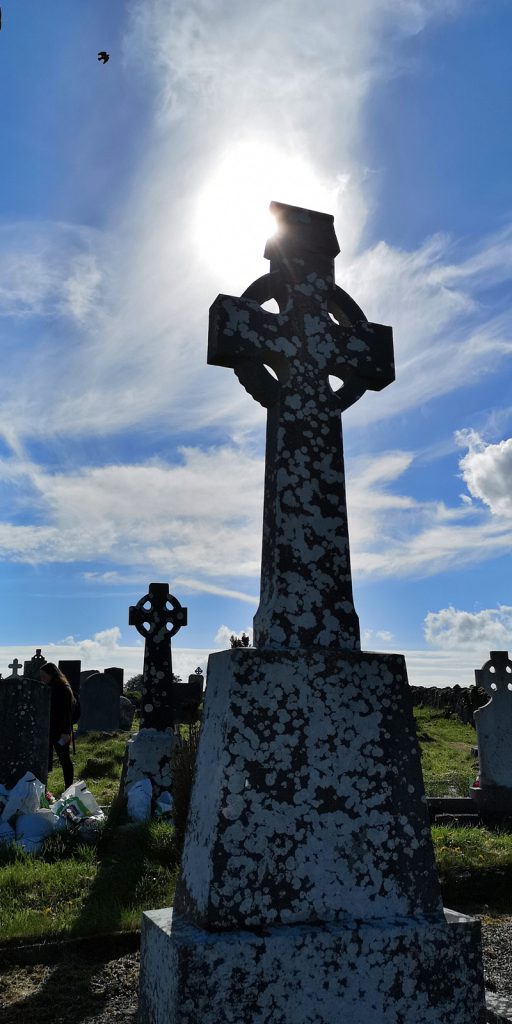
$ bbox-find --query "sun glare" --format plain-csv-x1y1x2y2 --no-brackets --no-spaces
194,141,338,289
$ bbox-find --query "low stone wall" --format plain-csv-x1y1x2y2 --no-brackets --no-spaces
409,684,489,727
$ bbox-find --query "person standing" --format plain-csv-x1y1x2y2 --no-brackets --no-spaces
41,663,75,790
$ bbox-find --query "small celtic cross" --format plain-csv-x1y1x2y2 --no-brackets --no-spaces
129,583,187,729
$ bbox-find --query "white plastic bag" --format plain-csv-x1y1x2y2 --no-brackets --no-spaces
155,791,173,818
0,821,15,846
1,772,45,823
126,778,152,822
15,809,65,853
53,780,102,820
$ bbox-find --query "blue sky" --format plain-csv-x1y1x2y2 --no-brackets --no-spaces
0,0,511,685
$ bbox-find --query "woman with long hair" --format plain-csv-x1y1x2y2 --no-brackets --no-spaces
41,662,75,790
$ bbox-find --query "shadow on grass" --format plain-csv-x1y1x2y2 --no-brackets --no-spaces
441,863,512,914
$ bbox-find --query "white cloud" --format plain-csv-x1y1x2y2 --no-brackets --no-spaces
457,430,512,517
424,605,512,650
214,624,254,648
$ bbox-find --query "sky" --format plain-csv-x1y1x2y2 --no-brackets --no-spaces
0,0,511,687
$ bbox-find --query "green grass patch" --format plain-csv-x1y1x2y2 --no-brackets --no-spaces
432,826,512,912
414,706,478,796
0,819,180,944
47,730,129,806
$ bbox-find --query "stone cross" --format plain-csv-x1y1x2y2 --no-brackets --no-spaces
129,582,187,730
8,658,22,677
23,648,47,680
208,201,394,650
474,650,512,789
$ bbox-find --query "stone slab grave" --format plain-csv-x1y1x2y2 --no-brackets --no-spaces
78,669,121,733
471,650,512,821
0,667,50,787
23,648,46,681
120,583,188,799
139,202,486,1023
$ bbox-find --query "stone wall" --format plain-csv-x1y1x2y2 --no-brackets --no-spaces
409,684,488,726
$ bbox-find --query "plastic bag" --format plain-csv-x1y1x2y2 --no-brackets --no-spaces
1,772,45,823
0,821,15,846
155,791,173,818
15,809,65,853
53,780,102,820
126,778,152,822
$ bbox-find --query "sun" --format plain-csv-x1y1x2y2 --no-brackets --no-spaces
194,140,339,289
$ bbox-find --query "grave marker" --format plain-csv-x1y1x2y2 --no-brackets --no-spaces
472,650,512,820
0,677,50,787
139,204,485,1024
78,670,120,733
129,583,187,729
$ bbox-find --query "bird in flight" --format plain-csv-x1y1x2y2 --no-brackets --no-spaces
97,51,110,64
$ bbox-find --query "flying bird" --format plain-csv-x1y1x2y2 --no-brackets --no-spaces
97,51,110,64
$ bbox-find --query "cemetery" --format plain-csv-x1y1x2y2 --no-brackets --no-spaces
1,204,512,1023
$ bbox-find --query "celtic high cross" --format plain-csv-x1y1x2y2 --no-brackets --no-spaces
208,202,394,649
129,582,187,729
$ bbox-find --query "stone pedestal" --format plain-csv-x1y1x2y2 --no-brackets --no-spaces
140,908,484,1024
119,727,175,800
139,648,485,1022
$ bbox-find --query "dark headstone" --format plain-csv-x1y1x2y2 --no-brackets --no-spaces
0,677,50,786
23,648,46,681
58,660,81,701
78,671,120,733
172,671,204,724
105,666,124,695
129,582,187,729
119,694,136,731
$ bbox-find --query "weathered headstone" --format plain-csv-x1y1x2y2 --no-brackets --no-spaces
120,584,188,799
104,666,124,694
78,670,120,733
7,658,23,678
119,694,136,731
172,669,204,724
23,648,46,680
471,650,512,820
0,677,50,787
139,202,485,1024
58,660,82,701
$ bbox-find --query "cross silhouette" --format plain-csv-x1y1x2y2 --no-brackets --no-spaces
129,583,187,729
209,202,394,650
8,658,22,677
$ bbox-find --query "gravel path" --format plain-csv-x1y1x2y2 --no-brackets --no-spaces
1,919,511,1023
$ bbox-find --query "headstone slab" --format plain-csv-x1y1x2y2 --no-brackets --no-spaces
0,677,50,787
140,908,485,1024
119,694,136,731
78,671,120,733
474,650,512,789
58,660,82,700
119,727,175,799
23,649,47,681
104,666,124,695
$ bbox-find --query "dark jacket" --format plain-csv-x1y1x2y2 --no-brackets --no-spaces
49,681,74,741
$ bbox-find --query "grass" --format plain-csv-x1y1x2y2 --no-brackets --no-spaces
432,826,512,912
0,818,180,944
413,706,478,796
47,727,132,806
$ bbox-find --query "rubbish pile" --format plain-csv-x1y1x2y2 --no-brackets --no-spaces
0,772,105,852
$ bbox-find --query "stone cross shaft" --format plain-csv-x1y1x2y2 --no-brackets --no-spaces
8,658,22,677
208,202,394,649
129,583,187,730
